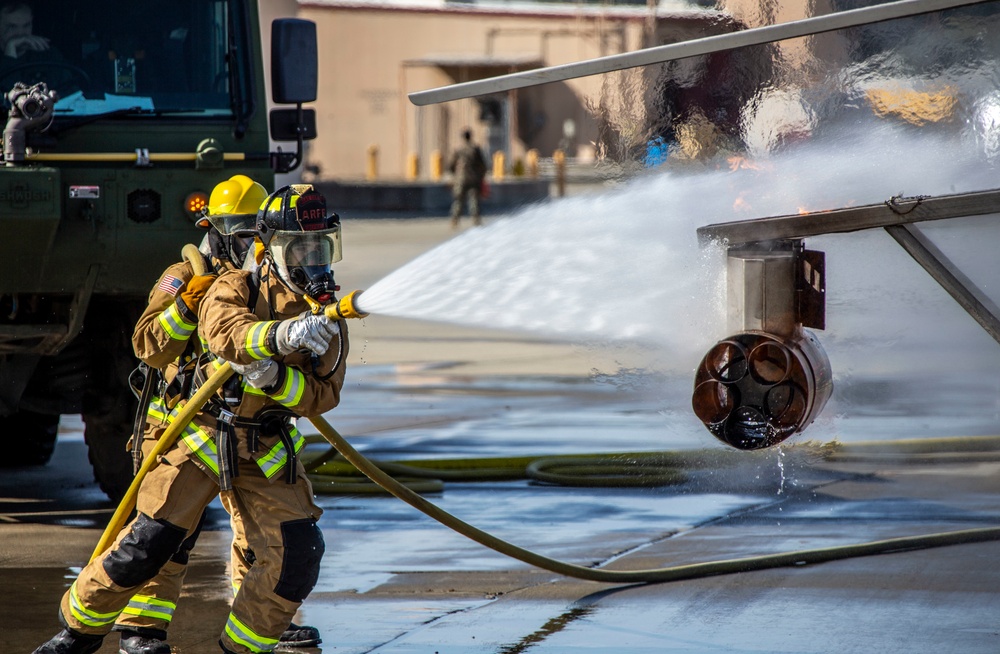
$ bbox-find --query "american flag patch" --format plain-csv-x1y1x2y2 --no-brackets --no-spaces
157,274,184,295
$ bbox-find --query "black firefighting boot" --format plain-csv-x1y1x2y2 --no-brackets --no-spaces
275,622,322,649
118,627,171,654
32,628,104,654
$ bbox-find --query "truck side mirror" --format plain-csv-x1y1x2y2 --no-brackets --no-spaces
271,19,317,105
269,18,318,174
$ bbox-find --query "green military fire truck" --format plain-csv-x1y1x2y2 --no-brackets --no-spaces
1,0,317,499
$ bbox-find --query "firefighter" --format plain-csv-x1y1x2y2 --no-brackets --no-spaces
32,184,347,654
110,176,321,653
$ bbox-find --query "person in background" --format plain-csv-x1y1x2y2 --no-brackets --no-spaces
447,128,488,229
0,2,49,60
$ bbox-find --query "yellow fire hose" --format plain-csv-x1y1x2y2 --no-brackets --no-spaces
307,416,1000,584
91,267,1000,583
90,362,235,561
90,281,366,561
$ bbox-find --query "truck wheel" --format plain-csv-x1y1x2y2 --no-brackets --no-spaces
83,392,135,503
0,410,59,466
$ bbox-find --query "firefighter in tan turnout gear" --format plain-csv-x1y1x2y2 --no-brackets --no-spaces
107,176,322,653
32,184,348,654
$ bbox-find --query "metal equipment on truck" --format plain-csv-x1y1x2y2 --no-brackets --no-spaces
1,0,317,500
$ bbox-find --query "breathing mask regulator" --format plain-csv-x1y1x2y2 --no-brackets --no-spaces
255,184,342,305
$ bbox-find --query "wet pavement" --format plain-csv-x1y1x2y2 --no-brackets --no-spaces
2,215,999,653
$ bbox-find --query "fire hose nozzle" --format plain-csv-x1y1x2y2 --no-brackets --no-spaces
323,289,369,320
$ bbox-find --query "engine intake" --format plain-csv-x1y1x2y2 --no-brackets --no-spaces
692,240,831,449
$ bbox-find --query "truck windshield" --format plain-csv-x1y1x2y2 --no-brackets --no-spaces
0,0,245,116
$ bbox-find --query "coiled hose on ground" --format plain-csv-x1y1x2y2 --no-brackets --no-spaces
305,417,1000,584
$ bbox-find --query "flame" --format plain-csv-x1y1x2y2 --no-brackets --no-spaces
727,156,763,172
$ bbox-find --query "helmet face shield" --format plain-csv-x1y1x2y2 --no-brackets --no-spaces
205,211,257,236
269,226,342,294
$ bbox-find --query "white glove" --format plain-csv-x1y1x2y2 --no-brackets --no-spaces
228,358,279,389
275,314,340,356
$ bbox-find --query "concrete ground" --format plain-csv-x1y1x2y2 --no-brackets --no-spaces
2,209,999,653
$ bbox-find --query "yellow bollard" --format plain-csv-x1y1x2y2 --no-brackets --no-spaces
430,150,443,181
553,149,566,197
366,144,379,181
526,149,539,178
492,151,505,181
406,152,419,181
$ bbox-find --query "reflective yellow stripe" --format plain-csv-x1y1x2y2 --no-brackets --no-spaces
245,321,277,360
163,407,218,475
122,595,176,623
225,613,278,653
180,422,219,476
269,366,305,408
146,396,169,422
156,303,196,341
243,383,266,396
68,581,121,627
256,427,304,480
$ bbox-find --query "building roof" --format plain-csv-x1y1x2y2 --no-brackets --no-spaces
403,53,544,69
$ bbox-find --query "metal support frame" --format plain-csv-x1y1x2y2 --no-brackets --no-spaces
699,191,1000,346
696,189,1000,245
885,224,1000,344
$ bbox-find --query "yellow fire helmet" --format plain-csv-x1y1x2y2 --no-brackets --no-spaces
199,174,268,236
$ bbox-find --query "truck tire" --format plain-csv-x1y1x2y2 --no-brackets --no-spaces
0,410,60,466
81,299,143,503
83,388,135,503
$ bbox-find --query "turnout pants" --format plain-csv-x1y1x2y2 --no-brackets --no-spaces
112,493,246,634
114,432,251,635
60,443,324,654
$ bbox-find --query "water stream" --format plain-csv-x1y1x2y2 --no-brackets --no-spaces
352,121,999,442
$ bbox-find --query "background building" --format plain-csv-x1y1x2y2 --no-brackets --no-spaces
269,0,744,180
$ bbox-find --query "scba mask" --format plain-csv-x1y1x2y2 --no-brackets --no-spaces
256,184,342,300
269,228,342,299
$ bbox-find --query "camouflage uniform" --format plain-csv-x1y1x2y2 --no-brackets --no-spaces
448,139,488,227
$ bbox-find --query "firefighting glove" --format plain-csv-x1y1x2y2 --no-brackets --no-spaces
228,358,279,389
275,314,340,356
179,274,218,313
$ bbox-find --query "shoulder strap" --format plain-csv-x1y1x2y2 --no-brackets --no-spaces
246,267,262,313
